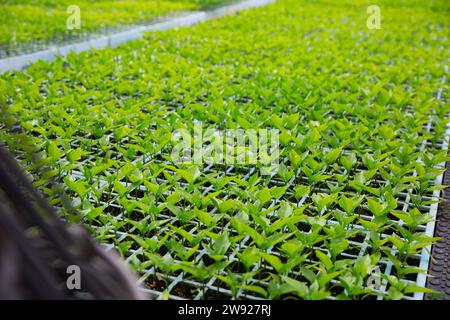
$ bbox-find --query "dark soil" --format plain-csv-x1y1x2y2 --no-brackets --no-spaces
144,275,168,291
171,281,198,299
204,289,231,300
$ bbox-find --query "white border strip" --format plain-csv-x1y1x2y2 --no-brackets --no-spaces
0,0,275,74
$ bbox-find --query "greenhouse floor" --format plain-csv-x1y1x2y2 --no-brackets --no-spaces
426,160,450,299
